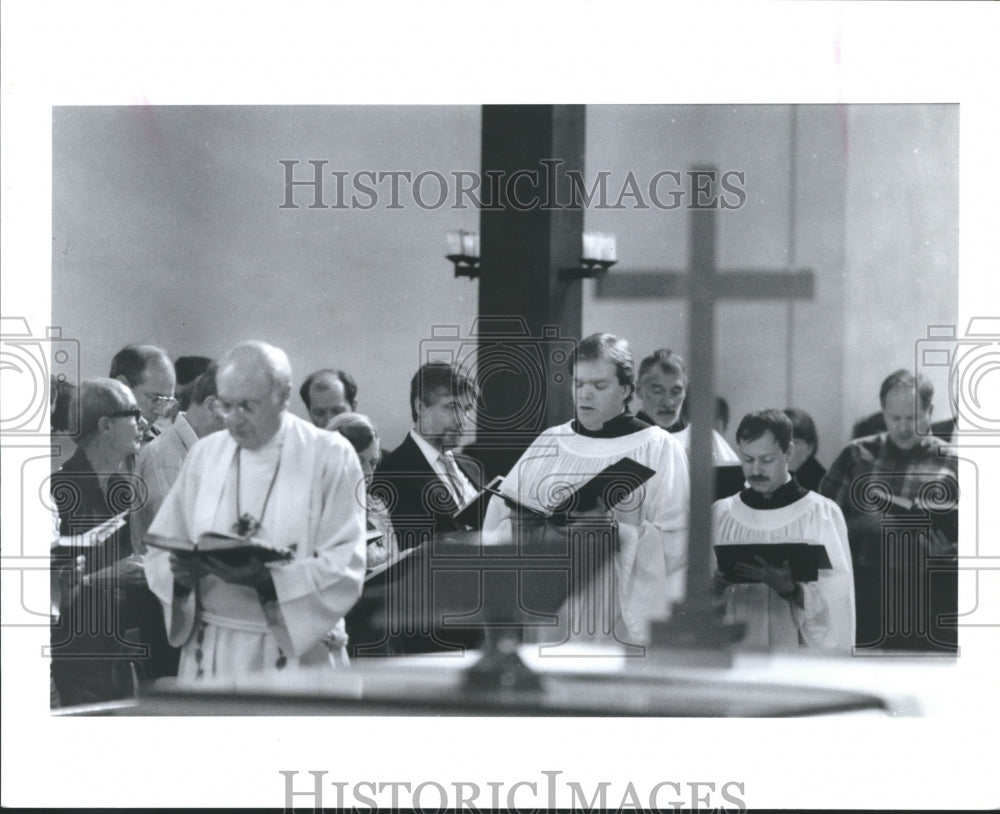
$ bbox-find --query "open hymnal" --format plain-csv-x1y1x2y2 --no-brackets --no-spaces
145,531,294,564
714,541,833,584
885,493,958,541
56,511,128,549
453,457,656,525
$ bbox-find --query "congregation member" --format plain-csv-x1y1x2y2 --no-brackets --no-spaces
635,348,739,463
133,364,226,679
482,333,690,645
299,368,358,428
715,396,731,436
143,341,366,681
169,355,213,420
50,378,148,706
109,344,177,442
374,361,486,547
134,365,225,548
365,362,485,654
108,344,181,682
50,374,77,471
712,410,855,653
852,407,957,443
326,411,399,570
783,408,827,491
820,370,958,651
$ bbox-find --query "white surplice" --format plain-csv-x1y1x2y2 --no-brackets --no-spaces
712,489,856,653
482,421,690,644
143,412,366,683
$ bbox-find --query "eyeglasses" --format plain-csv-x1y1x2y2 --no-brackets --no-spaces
136,390,177,410
107,409,143,421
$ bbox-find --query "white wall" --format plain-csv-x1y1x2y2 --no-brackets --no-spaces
53,106,481,448
53,104,957,459
584,104,957,462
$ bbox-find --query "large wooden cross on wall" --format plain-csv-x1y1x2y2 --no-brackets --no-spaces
593,168,817,644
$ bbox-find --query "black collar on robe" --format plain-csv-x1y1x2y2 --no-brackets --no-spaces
739,477,808,510
572,411,652,439
634,410,687,434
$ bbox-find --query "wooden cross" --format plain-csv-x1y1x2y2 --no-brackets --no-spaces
595,167,816,656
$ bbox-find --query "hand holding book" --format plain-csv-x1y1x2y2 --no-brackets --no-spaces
146,531,294,565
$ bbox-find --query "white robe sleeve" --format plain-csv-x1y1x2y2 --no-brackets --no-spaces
800,501,855,653
616,434,690,638
142,445,205,648
265,440,367,657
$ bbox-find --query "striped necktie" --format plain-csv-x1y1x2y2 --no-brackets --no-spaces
439,452,467,505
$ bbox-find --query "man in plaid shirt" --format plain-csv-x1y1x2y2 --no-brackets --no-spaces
820,370,958,652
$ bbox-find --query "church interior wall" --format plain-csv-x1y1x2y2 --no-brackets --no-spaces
584,103,957,462
53,104,957,459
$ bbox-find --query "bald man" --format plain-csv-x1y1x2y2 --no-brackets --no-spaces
143,341,366,681
299,368,358,427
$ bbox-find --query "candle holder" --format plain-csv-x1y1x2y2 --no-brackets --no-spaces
446,229,480,279
559,258,617,280
447,254,481,279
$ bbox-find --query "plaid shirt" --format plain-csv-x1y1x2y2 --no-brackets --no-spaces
819,433,958,524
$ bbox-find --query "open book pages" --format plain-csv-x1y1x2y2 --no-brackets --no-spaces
455,458,657,522
57,512,128,549
145,531,294,564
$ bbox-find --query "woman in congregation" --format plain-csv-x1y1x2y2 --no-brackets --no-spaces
326,411,399,570
783,407,827,492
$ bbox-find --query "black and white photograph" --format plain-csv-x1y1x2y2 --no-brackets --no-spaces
2,2,998,810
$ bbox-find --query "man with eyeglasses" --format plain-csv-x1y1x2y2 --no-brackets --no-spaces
143,341,366,681
109,344,177,442
50,378,148,707
108,343,182,684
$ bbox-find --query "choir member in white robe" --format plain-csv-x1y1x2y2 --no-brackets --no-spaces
483,334,690,645
635,348,740,464
144,341,366,683
712,410,855,653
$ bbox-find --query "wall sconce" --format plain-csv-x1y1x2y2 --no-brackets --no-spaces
560,231,618,279
446,230,480,279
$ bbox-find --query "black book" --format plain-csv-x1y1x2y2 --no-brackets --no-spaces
452,458,657,525
714,542,833,584
145,531,295,565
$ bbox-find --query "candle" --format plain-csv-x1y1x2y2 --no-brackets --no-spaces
603,233,617,262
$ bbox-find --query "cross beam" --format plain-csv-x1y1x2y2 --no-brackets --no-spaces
595,269,814,300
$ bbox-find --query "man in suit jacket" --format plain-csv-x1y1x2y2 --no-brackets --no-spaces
374,361,485,549
365,362,484,654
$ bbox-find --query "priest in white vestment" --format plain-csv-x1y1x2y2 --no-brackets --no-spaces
144,341,366,683
482,334,690,646
712,410,855,653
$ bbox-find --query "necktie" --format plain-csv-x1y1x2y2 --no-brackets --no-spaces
439,452,467,505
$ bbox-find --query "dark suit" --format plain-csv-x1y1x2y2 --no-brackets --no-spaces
372,433,486,549
357,433,486,655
